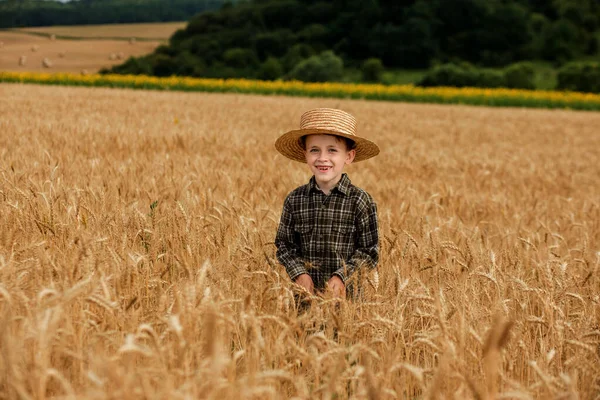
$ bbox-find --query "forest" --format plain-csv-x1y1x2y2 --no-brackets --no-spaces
104,0,600,91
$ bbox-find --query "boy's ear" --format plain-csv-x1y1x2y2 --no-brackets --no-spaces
345,149,356,164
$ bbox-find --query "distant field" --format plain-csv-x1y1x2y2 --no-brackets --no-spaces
0,27,165,73
12,21,186,40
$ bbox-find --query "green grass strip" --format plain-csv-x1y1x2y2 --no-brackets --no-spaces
2,71,600,111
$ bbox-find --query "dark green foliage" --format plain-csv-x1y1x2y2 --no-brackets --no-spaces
281,44,315,72
204,63,239,79
418,64,481,88
530,12,550,34
188,38,223,62
587,36,599,55
155,45,177,57
259,0,304,30
478,3,533,66
557,62,600,93
361,58,384,82
504,62,536,90
288,51,344,82
173,51,206,76
297,24,328,43
106,56,153,75
369,18,438,68
418,62,538,90
101,51,206,77
541,19,581,63
306,2,336,23
258,57,283,81
476,70,506,88
98,0,600,82
151,54,178,77
253,30,296,59
222,48,259,69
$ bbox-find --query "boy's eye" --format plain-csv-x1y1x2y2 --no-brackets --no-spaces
310,149,319,153
329,148,337,152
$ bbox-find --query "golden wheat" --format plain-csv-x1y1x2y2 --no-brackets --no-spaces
0,83,599,399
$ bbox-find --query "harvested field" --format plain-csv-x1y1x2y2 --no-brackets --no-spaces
12,22,186,40
0,31,161,73
0,83,599,399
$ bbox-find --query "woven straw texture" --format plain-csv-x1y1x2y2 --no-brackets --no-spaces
275,108,380,163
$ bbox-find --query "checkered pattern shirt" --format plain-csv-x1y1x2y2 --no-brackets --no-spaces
275,173,379,289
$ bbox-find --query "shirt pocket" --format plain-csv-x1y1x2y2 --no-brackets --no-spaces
330,224,356,255
294,224,313,254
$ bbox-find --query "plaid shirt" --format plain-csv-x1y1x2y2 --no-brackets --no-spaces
275,173,379,289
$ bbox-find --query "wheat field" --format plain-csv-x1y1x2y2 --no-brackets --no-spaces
0,83,599,399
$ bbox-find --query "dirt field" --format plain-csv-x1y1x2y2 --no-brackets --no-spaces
0,22,182,73
13,22,186,40
0,83,599,398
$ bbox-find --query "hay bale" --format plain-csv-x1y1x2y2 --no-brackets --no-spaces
129,37,136,44
116,52,124,60
19,56,26,66
50,34,56,41
81,69,89,75
0,42,4,48
31,45,39,52
42,58,52,68
58,52,66,58
108,53,117,60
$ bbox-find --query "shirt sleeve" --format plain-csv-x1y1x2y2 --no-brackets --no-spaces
275,195,308,281
334,198,379,283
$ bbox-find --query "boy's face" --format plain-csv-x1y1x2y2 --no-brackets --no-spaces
304,134,356,190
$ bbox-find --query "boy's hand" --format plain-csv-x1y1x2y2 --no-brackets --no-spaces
294,274,314,294
327,275,346,298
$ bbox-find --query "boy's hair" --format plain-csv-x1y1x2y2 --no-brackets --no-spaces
300,134,357,151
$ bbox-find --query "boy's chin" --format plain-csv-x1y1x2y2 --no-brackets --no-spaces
314,169,333,178
314,172,340,182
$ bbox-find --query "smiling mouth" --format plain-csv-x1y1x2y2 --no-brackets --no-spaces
316,166,331,172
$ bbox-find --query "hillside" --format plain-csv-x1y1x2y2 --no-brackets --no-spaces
0,23,183,73
106,0,600,83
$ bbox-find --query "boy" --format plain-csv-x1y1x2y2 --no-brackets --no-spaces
274,108,379,299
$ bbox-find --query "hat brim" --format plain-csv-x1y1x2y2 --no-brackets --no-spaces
275,128,380,163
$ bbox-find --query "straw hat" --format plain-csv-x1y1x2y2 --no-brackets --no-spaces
275,108,380,163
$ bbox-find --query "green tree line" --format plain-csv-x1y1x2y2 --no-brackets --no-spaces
106,0,600,86
0,0,242,28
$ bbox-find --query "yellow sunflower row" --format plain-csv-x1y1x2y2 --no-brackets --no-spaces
2,71,599,111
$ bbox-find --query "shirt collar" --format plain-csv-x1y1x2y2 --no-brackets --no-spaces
306,173,350,196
